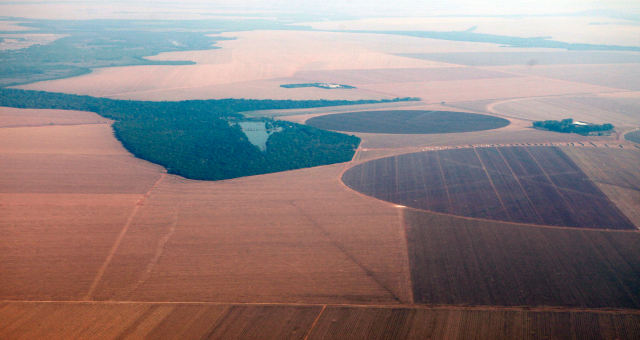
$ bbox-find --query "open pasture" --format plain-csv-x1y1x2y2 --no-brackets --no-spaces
306,110,509,134
343,146,634,229
404,208,640,308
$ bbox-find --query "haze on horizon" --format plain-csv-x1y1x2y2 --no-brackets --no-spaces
1,0,639,20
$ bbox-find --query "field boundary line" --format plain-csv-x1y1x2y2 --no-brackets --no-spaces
398,208,415,304
434,151,454,212
303,305,326,340
289,200,402,303
2,300,640,314
473,147,511,219
124,205,179,299
523,147,581,219
83,173,166,300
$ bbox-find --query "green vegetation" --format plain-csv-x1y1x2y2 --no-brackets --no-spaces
0,88,418,180
533,118,614,135
351,29,640,51
281,83,356,89
0,19,306,86
625,130,640,144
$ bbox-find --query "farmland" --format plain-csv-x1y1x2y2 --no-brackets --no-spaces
306,110,509,134
343,146,634,229
404,208,640,308
2,302,639,340
626,130,640,143
2,11,640,339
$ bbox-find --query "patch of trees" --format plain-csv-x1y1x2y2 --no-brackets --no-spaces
533,118,614,136
0,89,417,180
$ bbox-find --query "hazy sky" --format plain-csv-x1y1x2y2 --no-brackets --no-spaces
1,0,638,20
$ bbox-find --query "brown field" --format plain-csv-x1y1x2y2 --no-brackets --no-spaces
2,302,639,340
14,30,456,101
0,107,412,305
88,164,410,304
304,16,640,47
490,63,640,91
4,18,640,338
294,67,513,85
488,95,640,128
0,108,164,300
404,208,640,308
563,147,640,228
343,146,634,229
0,106,110,128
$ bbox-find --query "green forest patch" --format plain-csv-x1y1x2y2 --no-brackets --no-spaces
0,88,416,180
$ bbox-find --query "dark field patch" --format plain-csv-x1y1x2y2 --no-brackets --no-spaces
309,306,640,339
404,209,640,308
342,146,634,229
626,130,640,144
306,110,509,134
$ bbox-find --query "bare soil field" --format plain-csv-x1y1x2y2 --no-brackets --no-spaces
404,208,640,308
401,51,640,66
309,306,640,340
305,110,509,134
563,147,640,228
488,95,640,128
490,63,640,91
0,108,165,300
304,16,640,47
2,302,639,340
0,106,110,128
89,164,411,304
344,146,634,229
294,67,513,85
14,30,456,101
0,107,412,305
357,76,617,104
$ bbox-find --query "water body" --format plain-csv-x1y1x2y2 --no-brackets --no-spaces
238,121,277,151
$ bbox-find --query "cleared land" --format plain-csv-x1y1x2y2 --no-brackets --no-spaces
490,63,640,91
0,106,110,128
343,146,634,229
14,30,454,101
404,208,640,308
401,51,640,66
306,110,509,134
294,67,513,84
2,302,639,340
489,95,640,128
563,147,640,228
0,108,164,300
87,164,410,304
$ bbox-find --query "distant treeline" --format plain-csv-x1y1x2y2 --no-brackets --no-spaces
280,83,356,89
533,118,614,135
0,88,417,180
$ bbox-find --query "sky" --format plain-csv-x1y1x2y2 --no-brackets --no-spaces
0,0,639,20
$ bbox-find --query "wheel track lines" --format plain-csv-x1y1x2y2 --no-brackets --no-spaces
83,173,166,301
288,200,403,304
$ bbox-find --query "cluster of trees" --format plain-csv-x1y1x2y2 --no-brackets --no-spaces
533,118,614,135
0,88,415,180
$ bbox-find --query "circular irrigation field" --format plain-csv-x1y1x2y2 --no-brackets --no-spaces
305,110,509,134
342,146,635,230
